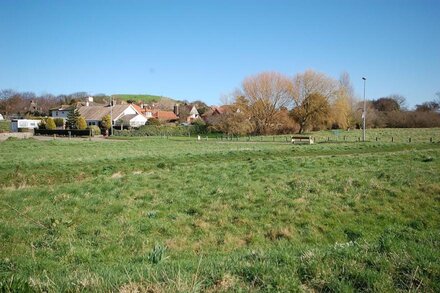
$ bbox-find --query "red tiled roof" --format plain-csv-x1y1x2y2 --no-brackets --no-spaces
153,111,178,121
132,104,144,114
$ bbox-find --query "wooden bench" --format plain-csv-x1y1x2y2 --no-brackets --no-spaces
291,135,314,144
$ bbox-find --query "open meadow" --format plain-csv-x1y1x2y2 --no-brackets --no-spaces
0,128,439,291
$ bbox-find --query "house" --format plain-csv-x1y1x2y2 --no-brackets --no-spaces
78,104,146,128
201,106,226,122
0,114,4,120
174,104,200,123
50,105,75,120
50,97,101,122
10,119,41,132
153,110,178,122
116,114,148,128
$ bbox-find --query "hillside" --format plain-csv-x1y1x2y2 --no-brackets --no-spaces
112,94,170,103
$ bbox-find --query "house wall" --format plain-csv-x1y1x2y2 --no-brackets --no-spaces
129,115,148,127
87,120,100,126
51,110,70,119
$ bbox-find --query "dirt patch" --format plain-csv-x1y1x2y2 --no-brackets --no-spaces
111,172,123,179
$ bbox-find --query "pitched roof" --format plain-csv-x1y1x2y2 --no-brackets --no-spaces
132,104,144,115
78,104,134,121
153,110,178,121
50,105,75,111
120,114,138,123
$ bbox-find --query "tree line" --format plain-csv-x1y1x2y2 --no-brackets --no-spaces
1,71,439,135
0,90,110,117
207,70,440,135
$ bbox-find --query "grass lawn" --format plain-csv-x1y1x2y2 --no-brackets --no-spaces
0,128,439,291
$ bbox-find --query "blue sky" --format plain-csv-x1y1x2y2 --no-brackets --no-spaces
0,0,439,107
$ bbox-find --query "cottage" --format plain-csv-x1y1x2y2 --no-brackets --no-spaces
116,114,148,128
78,104,145,128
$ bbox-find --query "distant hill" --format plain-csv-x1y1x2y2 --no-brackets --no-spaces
112,94,167,103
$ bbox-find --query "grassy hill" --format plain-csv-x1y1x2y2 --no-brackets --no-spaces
0,128,439,291
112,94,168,103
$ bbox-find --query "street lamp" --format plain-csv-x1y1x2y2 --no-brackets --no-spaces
110,95,113,136
362,77,366,142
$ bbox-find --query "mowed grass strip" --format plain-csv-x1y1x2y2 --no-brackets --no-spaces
0,136,439,291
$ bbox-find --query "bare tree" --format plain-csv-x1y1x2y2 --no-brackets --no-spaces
241,72,291,135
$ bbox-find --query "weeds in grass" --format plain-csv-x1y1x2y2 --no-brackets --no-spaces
148,244,168,264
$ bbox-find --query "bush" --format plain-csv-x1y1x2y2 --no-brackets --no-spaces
192,119,208,134
88,125,101,136
101,114,111,130
147,118,161,126
54,118,64,127
114,125,199,137
46,118,56,130
0,121,11,133
78,117,87,130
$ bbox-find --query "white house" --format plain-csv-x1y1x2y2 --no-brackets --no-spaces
11,119,41,132
116,114,148,128
78,104,145,128
50,105,75,121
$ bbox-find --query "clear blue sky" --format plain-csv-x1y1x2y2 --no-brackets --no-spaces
1,0,439,107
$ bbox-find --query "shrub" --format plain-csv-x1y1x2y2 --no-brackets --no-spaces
46,118,56,130
0,121,11,133
101,114,111,130
54,118,64,127
147,118,161,126
78,117,87,130
114,125,199,136
88,125,101,136
192,118,208,134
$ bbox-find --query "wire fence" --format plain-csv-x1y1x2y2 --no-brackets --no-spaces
150,132,439,144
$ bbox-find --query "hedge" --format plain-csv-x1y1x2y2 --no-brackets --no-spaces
34,129,92,137
113,125,201,137
0,121,11,133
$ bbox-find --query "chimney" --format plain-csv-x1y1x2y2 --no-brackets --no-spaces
86,96,93,107
174,103,180,116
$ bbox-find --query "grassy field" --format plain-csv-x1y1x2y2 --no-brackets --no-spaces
0,128,439,291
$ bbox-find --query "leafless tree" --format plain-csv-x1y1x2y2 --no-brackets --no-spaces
241,71,291,135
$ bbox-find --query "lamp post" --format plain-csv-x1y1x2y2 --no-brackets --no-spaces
362,77,366,142
110,95,113,136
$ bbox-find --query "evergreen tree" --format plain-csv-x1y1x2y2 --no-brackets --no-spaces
66,109,81,129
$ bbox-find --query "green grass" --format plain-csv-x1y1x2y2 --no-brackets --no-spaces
112,94,166,103
0,129,439,291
